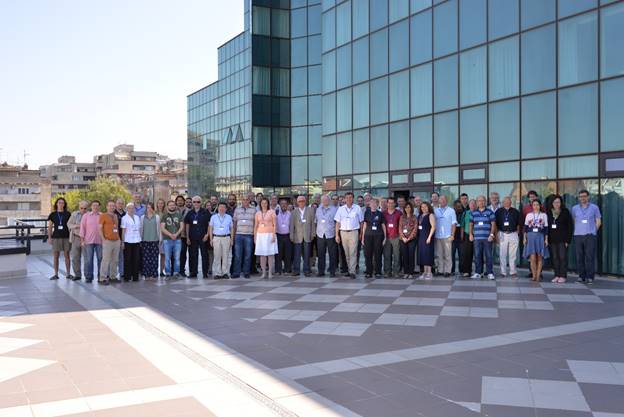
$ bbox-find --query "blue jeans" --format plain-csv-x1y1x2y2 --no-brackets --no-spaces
84,244,102,280
473,239,493,275
293,242,312,274
118,247,124,276
163,239,181,275
232,234,253,277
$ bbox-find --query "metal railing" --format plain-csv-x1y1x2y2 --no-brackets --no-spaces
0,224,34,255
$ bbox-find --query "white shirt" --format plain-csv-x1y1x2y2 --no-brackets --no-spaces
121,214,141,243
334,204,364,231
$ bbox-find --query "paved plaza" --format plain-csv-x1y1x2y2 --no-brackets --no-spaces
1,256,624,417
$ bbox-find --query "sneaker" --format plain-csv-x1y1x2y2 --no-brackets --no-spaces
49,275,59,280
551,276,559,283
66,274,74,280
462,273,470,278
71,276,81,281
487,273,496,281
424,274,432,280
577,277,586,283
160,272,166,277
471,273,481,280
587,278,594,285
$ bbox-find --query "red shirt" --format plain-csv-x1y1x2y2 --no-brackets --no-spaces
382,209,402,239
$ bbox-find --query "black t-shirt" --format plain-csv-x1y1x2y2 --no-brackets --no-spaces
48,211,71,239
184,208,211,241
364,208,385,235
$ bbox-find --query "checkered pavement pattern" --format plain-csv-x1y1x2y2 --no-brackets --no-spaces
0,285,27,317
165,277,617,338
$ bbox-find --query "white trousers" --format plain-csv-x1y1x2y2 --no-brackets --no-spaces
498,232,519,275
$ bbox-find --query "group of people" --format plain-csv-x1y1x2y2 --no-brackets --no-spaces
46,188,602,285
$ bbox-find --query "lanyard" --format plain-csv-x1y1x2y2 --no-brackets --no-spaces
579,204,591,220
298,208,305,221
57,212,63,225
216,214,227,229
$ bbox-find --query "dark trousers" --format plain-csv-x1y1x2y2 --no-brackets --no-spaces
400,239,417,275
123,242,140,281
293,241,312,274
550,242,568,278
451,239,461,274
338,242,348,273
276,233,292,273
180,238,189,274
189,240,209,277
575,234,597,280
317,236,337,275
364,233,384,275
459,238,473,274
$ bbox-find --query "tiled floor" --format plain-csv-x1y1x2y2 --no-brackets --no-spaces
1,255,624,417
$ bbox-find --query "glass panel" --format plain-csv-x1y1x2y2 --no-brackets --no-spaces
521,0,556,29
292,67,307,96
389,20,410,72
272,68,289,96
271,9,290,38
434,166,459,184
371,76,389,125
352,36,370,83
353,82,370,129
252,66,270,95
309,5,322,34
336,88,353,132
601,3,624,78
411,116,433,168
606,158,624,172
559,155,598,178
521,92,556,158
322,135,336,176
522,159,556,180
558,83,598,156
322,93,336,135
460,0,486,49
353,0,370,39
601,78,624,152
489,0,519,40
309,156,322,183
434,111,458,166
291,97,308,126
411,63,432,117
489,182,521,208
353,173,371,188
411,0,432,14
292,127,307,156
308,34,322,64
521,24,556,94
489,99,520,161
410,10,432,65
459,105,486,164
600,178,624,275
463,168,486,180
253,126,271,155
390,120,410,169
309,95,322,124
434,55,458,112
272,128,290,155
291,156,308,185
460,184,487,199
392,174,409,184
413,172,432,183
353,128,370,173
389,0,409,22
434,0,457,58
371,125,389,171
322,8,335,52
370,0,389,31
336,1,352,46
489,161,520,182
336,44,352,89
252,6,270,36
309,125,322,154
370,29,389,78
558,0,597,18
390,70,410,121
336,132,353,175
291,8,307,38
559,12,598,87
489,36,519,100
322,50,336,93
460,46,487,106
370,172,389,188
309,66,322,94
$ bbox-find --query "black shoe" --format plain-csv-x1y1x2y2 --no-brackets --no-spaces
375,273,383,278
100,280,110,286
179,272,187,277
317,273,325,277
231,275,240,279
223,274,230,279
72,276,82,281
350,273,356,279
160,272,166,277
365,273,372,278
66,274,74,280
203,274,209,279
343,272,351,277
291,272,300,277
49,275,59,280
304,272,311,277
188,274,198,279
132,278,139,282
444,273,451,278
244,274,250,279
86,278,93,283
329,272,336,277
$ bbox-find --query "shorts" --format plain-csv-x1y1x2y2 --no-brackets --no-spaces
52,238,71,253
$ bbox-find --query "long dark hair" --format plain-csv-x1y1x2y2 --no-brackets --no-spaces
53,197,68,212
547,194,566,211
403,202,414,217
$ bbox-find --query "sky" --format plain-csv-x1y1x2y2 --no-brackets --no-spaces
0,0,244,168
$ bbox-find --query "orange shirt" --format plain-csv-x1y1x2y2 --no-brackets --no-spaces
99,213,120,241
255,210,276,234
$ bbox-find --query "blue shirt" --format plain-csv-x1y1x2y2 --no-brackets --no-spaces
315,205,337,238
470,208,496,240
571,203,601,236
334,204,364,231
434,206,457,239
134,204,146,217
209,213,233,235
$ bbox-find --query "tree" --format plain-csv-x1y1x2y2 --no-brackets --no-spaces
52,178,132,212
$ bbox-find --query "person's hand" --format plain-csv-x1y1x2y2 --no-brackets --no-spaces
426,237,431,245
48,238,52,245
469,234,474,242
335,235,341,244
564,242,568,248
121,242,125,251
487,235,493,242
271,234,276,243
360,239,365,246
209,238,213,247
186,238,191,246
448,236,454,242
230,239,234,247
202,235,208,242
523,238,527,246
545,238,549,247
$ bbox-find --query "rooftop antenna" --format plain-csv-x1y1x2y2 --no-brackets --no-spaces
23,150,30,166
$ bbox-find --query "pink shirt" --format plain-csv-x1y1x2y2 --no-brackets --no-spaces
80,211,102,245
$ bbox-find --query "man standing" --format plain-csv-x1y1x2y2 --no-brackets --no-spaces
99,201,121,285
270,194,280,214
397,195,407,212
161,200,184,279
331,194,339,207
460,193,469,212
275,198,292,275
495,196,521,278
357,195,365,208
488,192,502,212
434,195,457,277
175,195,191,276
430,192,440,209
572,190,601,284
210,195,219,214
209,202,234,279
290,195,315,277
469,195,497,280
133,193,146,217
232,196,256,278
185,196,211,278
67,200,88,281
80,200,102,283
383,197,402,277
315,194,338,277
226,194,237,216
335,192,363,278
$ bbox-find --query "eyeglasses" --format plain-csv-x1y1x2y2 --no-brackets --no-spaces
192,201,201,203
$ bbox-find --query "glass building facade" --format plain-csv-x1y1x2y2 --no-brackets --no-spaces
188,0,624,275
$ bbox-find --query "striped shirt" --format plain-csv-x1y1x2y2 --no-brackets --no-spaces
470,208,496,240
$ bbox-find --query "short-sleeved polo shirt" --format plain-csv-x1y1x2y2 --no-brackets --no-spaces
470,208,496,240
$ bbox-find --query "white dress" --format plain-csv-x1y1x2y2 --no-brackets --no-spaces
254,210,278,256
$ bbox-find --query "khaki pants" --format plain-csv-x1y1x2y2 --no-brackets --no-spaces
70,235,82,277
498,231,519,275
435,238,453,274
212,236,232,276
340,230,359,274
101,239,120,279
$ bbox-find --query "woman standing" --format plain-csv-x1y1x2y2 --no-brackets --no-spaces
398,202,418,278
254,197,278,278
523,199,549,282
459,199,476,277
140,202,161,280
417,201,436,280
156,198,167,277
547,195,573,284
361,198,386,278
121,203,142,281
47,197,72,280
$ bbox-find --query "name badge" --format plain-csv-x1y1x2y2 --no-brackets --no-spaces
302,219,307,223
240,219,247,223
282,224,287,228
418,225,423,230
371,226,377,231
551,224,557,229
582,219,588,224
192,220,198,225
478,221,484,226
503,221,509,227
219,226,225,231
532,228,538,233
388,223,394,228
113,228,118,233
57,225,64,230
403,229,408,234
261,223,266,227
321,219,326,223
